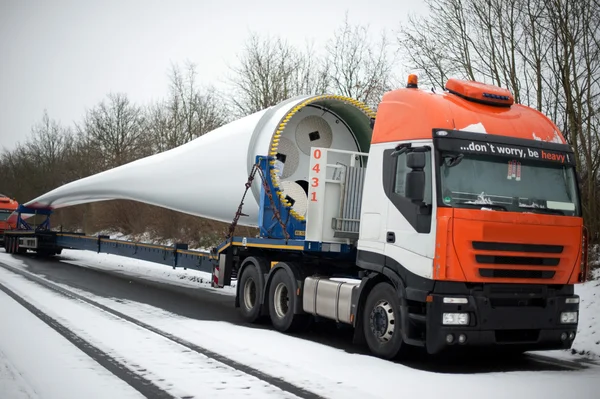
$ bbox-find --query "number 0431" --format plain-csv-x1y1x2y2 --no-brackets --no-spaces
311,149,321,202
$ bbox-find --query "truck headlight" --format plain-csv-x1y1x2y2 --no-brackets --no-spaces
443,297,468,304
560,312,578,324
443,313,469,325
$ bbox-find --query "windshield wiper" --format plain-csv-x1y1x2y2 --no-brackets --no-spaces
455,201,508,211
518,206,564,215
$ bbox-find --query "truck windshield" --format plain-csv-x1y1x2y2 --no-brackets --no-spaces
0,210,11,221
439,152,581,216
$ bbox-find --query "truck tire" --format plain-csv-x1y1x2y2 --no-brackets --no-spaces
268,268,309,332
362,281,405,359
238,262,263,323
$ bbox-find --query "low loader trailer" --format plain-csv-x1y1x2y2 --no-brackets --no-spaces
2,77,590,360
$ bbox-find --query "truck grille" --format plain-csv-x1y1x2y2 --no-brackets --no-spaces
479,269,555,279
473,241,561,280
475,255,559,266
472,241,563,253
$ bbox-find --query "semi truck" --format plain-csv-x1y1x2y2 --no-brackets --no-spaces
0,194,18,247
2,76,590,360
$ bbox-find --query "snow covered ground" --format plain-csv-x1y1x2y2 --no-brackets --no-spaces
0,249,598,398
58,248,236,293
0,263,299,399
568,268,600,359
0,287,143,399
94,230,213,253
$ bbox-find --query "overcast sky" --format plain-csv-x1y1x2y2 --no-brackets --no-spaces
0,0,426,152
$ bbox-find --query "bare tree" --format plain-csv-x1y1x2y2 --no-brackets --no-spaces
323,13,398,109
397,0,600,246
28,110,72,169
291,41,330,98
147,62,228,152
397,0,476,89
0,111,77,201
78,92,147,168
228,33,327,116
545,0,600,241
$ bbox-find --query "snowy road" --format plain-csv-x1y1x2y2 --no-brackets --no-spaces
0,262,310,399
0,250,598,399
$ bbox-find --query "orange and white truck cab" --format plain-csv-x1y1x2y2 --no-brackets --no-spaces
352,76,586,355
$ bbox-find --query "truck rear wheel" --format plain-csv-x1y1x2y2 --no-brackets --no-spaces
363,282,405,359
238,262,263,323
268,268,309,332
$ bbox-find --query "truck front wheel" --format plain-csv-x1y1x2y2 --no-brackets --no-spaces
363,282,405,359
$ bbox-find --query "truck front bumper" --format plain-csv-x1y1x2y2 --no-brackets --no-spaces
424,287,580,354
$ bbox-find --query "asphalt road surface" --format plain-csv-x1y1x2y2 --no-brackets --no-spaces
1,251,593,375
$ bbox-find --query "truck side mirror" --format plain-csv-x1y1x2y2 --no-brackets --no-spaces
406,152,426,169
405,171,425,203
405,151,426,203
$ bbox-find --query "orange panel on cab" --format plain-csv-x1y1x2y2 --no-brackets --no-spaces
371,77,565,144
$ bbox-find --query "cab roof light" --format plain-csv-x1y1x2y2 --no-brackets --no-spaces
407,74,418,88
445,78,514,107
482,92,510,101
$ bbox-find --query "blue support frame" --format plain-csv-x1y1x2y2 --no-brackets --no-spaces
15,205,53,231
257,155,306,241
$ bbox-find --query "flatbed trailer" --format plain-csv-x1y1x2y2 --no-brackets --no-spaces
3,226,357,289
3,228,215,275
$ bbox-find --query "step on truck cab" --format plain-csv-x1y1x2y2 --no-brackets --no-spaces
226,76,589,360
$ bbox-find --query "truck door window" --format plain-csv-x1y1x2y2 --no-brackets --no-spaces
393,152,432,204
382,146,433,234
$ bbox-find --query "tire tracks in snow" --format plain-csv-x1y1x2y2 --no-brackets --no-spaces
0,261,325,399
0,280,175,399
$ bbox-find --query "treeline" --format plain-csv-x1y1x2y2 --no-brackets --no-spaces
398,0,600,250
0,7,598,253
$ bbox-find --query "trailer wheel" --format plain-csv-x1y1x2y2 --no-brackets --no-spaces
268,268,309,332
238,263,263,323
363,282,404,359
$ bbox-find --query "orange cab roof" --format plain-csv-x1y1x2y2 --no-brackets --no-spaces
0,195,18,211
371,78,565,145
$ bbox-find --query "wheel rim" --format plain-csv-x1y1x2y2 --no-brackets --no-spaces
273,282,289,319
369,299,395,342
243,277,257,310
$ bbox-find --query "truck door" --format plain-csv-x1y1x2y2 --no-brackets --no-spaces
382,143,436,278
